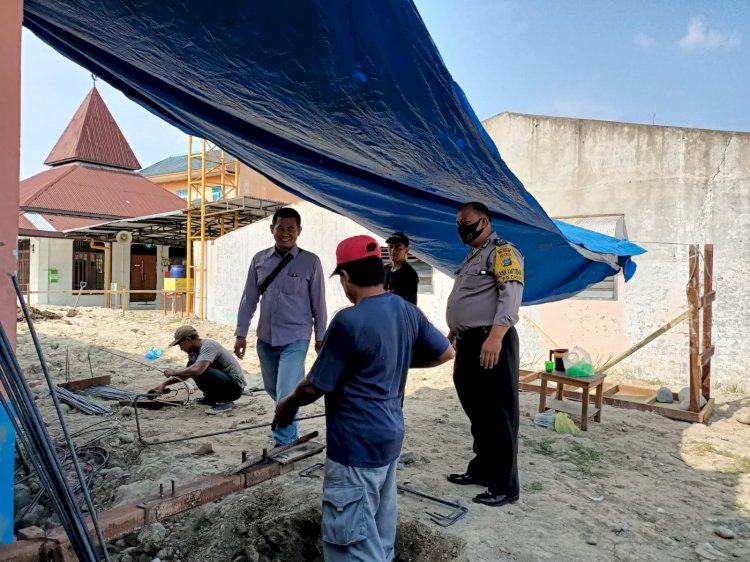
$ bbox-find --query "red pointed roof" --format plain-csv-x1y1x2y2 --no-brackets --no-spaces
44,87,141,170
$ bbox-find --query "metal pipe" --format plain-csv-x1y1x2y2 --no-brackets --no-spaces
200,138,206,320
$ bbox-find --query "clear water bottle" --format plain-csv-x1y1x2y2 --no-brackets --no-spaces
145,348,163,360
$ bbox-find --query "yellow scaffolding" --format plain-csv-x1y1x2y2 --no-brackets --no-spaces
185,136,240,318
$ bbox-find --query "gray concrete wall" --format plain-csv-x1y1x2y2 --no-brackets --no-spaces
484,112,750,390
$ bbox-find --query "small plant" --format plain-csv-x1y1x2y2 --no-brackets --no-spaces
522,436,555,456
565,444,603,476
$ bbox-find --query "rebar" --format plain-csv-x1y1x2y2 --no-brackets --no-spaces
0,320,100,560
11,274,109,560
132,393,326,446
97,348,166,373
78,385,154,402
57,386,113,416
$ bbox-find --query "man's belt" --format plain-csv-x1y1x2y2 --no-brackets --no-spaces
455,326,492,340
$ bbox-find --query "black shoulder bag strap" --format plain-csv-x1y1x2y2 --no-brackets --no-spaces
257,249,303,295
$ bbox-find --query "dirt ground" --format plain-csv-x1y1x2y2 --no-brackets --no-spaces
13,306,750,561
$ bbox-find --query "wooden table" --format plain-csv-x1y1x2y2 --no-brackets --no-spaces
538,371,606,431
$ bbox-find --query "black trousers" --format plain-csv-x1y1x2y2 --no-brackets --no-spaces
453,326,519,496
193,367,243,404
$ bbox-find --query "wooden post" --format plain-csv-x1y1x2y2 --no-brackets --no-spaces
701,244,714,400
687,245,701,413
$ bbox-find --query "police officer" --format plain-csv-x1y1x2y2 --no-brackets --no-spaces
445,201,524,507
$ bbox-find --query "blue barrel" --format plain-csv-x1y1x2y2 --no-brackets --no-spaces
170,265,186,278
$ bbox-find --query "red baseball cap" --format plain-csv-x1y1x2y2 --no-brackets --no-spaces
331,235,382,276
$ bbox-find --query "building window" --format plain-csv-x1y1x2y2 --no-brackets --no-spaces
381,247,434,295
210,186,222,201
557,214,628,302
72,240,105,290
176,189,188,200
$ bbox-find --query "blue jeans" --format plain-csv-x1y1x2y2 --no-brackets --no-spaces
256,338,309,445
321,457,398,562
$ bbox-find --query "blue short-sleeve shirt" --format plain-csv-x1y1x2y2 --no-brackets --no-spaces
308,292,450,468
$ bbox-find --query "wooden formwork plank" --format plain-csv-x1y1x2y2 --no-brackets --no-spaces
602,395,702,423
687,245,701,413
701,244,714,400
58,375,111,391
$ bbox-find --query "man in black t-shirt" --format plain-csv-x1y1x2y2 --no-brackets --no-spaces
384,232,419,305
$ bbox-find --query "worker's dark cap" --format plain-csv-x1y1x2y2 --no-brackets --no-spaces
169,325,199,347
385,232,409,246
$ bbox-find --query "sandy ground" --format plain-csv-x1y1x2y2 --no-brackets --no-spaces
12,305,750,561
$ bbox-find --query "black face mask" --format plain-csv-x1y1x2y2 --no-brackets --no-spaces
457,219,486,244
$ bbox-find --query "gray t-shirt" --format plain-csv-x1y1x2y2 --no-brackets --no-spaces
189,339,246,388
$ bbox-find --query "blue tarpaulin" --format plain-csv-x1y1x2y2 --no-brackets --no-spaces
24,0,644,304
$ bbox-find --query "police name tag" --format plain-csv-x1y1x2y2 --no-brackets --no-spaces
494,245,524,285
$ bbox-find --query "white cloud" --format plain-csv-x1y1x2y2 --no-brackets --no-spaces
634,32,658,53
678,16,741,52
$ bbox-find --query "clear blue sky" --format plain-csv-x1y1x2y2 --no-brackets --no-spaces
20,1,749,179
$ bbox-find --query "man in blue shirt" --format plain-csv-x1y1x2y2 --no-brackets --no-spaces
273,235,453,562
234,207,327,445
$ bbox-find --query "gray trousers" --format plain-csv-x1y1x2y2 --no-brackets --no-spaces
321,457,399,562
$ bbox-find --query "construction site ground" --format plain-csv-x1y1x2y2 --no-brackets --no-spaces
14,306,750,561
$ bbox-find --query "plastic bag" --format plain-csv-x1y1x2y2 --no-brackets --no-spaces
533,411,556,428
554,412,580,435
563,346,594,377
145,348,163,360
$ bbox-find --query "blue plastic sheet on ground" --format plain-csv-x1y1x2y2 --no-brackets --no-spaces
24,0,645,304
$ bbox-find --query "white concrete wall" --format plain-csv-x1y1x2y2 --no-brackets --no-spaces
27,238,167,309
484,112,750,390
205,202,454,334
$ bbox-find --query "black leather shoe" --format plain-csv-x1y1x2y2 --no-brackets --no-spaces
472,491,520,506
447,473,489,487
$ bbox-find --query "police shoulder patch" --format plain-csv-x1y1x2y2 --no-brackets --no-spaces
494,244,524,286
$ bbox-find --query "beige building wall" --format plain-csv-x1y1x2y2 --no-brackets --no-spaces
484,112,750,390
237,163,300,204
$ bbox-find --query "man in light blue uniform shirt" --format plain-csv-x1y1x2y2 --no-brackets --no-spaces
274,235,454,562
234,207,327,445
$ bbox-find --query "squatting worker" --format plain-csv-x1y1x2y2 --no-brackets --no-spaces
384,231,419,305
273,235,454,562
154,326,246,415
234,207,327,445
446,201,524,507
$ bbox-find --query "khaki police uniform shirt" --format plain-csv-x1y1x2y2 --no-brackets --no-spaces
446,232,524,333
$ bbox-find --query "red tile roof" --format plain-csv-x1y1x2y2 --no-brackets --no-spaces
44,87,141,170
20,164,186,218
